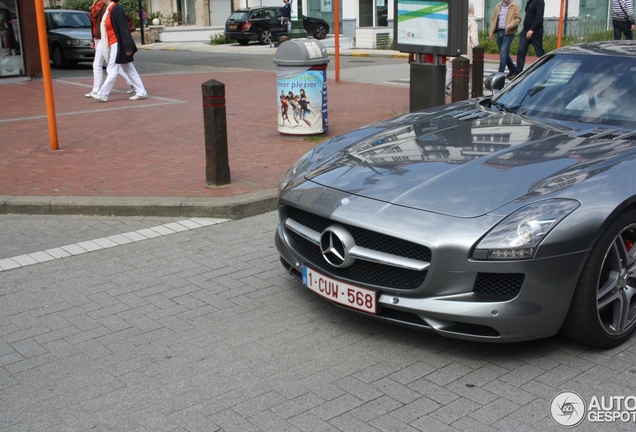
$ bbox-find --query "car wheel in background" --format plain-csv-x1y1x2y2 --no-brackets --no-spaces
561,209,636,347
313,24,327,40
258,29,272,45
52,44,67,68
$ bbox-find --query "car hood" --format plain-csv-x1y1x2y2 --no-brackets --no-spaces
49,28,91,39
304,101,636,217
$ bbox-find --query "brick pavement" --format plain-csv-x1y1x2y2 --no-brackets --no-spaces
1,71,409,199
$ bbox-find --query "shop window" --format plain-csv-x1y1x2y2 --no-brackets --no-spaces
0,0,23,77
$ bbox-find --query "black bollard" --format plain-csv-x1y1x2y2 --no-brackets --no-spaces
472,46,484,98
451,56,470,102
202,79,231,187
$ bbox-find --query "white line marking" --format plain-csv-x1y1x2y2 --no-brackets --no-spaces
0,218,230,272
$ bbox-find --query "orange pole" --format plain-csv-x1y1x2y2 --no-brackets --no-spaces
34,0,59,150
557,0,565,48
334,0,340,83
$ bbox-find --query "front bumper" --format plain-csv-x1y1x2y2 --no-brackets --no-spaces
64,47,94,62
275,198,589,343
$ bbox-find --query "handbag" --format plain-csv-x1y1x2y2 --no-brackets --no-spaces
127,15,136,32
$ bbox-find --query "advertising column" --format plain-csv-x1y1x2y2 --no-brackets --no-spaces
274,39,330,135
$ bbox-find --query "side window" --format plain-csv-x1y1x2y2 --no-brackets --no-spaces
252,11,263,19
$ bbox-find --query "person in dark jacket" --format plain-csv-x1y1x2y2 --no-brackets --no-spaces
512,0,545,79
281,0,292,32
91,0,147,102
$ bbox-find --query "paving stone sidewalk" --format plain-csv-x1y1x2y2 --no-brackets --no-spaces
0,211,634,431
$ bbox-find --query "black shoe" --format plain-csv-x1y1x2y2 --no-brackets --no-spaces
506,73,516,80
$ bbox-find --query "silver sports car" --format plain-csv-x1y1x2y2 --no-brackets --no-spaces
275,41,636,348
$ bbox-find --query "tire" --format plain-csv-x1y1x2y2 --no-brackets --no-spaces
561,209,636,347
258,29,272,45
313,24,327,40
52,45,67,68
237,39,249,46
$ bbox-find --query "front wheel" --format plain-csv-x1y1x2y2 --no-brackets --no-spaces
258,29,272,45
52,45,67,68
313,24,327,40
561,209,636,347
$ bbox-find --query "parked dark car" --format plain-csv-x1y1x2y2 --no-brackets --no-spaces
276,41,636,348
224,7,329,45
44,9,94,68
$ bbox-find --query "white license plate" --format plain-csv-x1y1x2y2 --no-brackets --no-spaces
302,266,377,314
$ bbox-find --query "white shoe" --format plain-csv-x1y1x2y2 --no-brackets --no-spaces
85,92,98,98
90,93,107,102
126,85,135,94
129,94,147,100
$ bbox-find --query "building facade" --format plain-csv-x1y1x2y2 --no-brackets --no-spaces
144,1,591,33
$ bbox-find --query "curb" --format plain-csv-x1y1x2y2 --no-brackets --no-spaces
138,42,500,63
0,189,279,219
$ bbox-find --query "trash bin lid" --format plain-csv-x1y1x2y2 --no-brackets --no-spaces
273,38,330,66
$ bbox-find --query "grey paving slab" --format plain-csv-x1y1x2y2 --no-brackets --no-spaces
0,212,635,431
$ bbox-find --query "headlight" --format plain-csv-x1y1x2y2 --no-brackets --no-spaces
278,150,314,198
64,39,87,47
473,199,580,260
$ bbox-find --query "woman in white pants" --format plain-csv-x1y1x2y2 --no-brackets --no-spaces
91,0,147,102
85,0,133,98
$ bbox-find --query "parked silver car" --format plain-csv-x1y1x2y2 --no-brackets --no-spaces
45,9,94,68
276,41,636,348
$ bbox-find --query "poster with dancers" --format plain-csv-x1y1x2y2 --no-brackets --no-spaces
276,67,328,135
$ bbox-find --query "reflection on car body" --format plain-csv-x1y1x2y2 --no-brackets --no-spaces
276,41,636,348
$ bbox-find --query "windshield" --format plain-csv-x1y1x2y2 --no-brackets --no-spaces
492,54,636,128
49,12,91,29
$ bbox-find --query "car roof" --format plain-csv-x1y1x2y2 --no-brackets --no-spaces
235,7,279,11
552,40,636,57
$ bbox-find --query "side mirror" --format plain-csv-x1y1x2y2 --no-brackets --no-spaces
485,72,506,96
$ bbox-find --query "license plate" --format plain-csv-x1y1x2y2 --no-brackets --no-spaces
229,24,237,29
302,266,377,314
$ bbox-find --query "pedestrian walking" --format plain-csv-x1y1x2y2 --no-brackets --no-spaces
489,0,521,79
85,0,134,99
91,0,147,102
281,0,292,32
513,0,545,79
612,0,635,40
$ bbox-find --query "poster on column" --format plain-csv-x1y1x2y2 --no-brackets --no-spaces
277,68,328,135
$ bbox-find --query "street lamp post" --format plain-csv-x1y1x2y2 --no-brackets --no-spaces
287,0,308,39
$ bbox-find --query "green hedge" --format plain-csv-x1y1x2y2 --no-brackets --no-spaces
61,0,148,27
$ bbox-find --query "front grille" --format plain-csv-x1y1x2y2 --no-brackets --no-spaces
473,273,524,299
284,206,430,290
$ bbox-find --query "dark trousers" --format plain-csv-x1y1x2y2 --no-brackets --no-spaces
516,28,545,75
613,19,633,40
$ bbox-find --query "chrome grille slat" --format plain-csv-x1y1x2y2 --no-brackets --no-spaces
284,206,431,290
285,219,429,271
